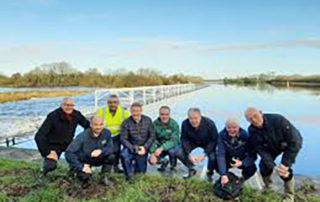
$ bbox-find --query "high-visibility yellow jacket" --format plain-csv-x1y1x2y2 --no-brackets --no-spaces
98,106,130,137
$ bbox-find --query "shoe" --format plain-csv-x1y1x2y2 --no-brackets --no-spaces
183,169,197,179
114,165,124,173
157,159,169,172
206,170,214,182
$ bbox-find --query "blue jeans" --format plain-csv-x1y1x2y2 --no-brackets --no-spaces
120,148,148,179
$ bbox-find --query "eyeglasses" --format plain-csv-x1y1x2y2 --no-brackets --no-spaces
64,104,75,107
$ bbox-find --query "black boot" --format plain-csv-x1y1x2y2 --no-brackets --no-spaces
157,159,169,172
183,169,197,179
100,164,113,186
113,165,124,173
206,170,214,182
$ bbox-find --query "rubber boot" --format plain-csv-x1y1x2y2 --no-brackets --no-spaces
282,177,295,202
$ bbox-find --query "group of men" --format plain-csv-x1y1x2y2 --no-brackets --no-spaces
35,95,302,202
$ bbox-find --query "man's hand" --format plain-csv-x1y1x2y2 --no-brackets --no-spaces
149,154,158,165
47,150,58,161
154,148,163,157
230,158,242,168
277,164,289,178
221,175,229,187
91,149,102,158
189,155,205,164
82,164,92,174
138,146,146,156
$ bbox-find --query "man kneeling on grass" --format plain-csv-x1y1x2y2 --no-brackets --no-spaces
149,106,180,172
65,115,115,186
120,102,155,181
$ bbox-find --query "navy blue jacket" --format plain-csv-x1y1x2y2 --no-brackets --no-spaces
65,128,113,171
248,114,303,167
120,115,155,153
217,128,257,175
181,116,218,154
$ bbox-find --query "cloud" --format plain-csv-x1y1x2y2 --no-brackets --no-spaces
104,38,198,58
202,38,320,53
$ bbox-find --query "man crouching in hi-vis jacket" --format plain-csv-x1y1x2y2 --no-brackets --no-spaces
97,94,130,173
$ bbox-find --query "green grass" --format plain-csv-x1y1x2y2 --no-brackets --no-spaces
0,158,319,202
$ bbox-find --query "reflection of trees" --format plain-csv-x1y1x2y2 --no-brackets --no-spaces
222,72,320,95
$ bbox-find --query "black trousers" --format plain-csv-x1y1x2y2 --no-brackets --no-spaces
42,146,65,175
77,154,115,183
259,153,293,181
157,145,179,167
223,159,257,180
42,142,71,175
112,135,121,167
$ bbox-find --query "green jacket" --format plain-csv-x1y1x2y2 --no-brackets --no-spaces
150,118,180,154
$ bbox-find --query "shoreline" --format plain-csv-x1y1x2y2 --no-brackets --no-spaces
0,90,90,103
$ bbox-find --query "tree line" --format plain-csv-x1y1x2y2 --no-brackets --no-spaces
0,62,203,88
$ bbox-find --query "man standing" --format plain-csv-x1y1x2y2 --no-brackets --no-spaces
65,116,115,185
120,102,155,181
176,108,219,180
149,106,180,172
98,94,130,173
217,119,257,186
35,97,89,176
245,107,303,202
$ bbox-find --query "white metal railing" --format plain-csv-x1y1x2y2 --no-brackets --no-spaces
94,84,209,111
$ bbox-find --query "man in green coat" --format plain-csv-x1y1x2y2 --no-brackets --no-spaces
149,106,180,171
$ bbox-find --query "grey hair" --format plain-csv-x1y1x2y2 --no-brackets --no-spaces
90,114,104,124
188,107,201,116
61,97,74,106
245,107,259,120
225,118,239,127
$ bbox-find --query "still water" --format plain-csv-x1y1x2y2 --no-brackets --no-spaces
1,84,319,176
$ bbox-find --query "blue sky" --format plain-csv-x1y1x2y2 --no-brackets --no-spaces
0,0,319,79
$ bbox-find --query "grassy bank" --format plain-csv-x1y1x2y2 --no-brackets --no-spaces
0,159,319,202
0,90,89,103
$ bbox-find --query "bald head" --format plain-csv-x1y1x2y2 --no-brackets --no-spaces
61,97,74,114
90,115,104,135
245,107,264,128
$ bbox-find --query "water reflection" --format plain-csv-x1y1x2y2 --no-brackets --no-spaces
2,84,319,176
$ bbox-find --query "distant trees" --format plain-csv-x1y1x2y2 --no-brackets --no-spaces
0,62,203,88
223,72,320,87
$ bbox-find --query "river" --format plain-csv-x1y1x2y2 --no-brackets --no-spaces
0,84,319,176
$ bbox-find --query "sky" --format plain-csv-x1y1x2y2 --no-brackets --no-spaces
0,0,319,79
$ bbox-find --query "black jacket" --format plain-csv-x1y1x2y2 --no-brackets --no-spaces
181,116,218,154
120,115,155,153
248,113,302,167
34,107,89,157
65,128,114,171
